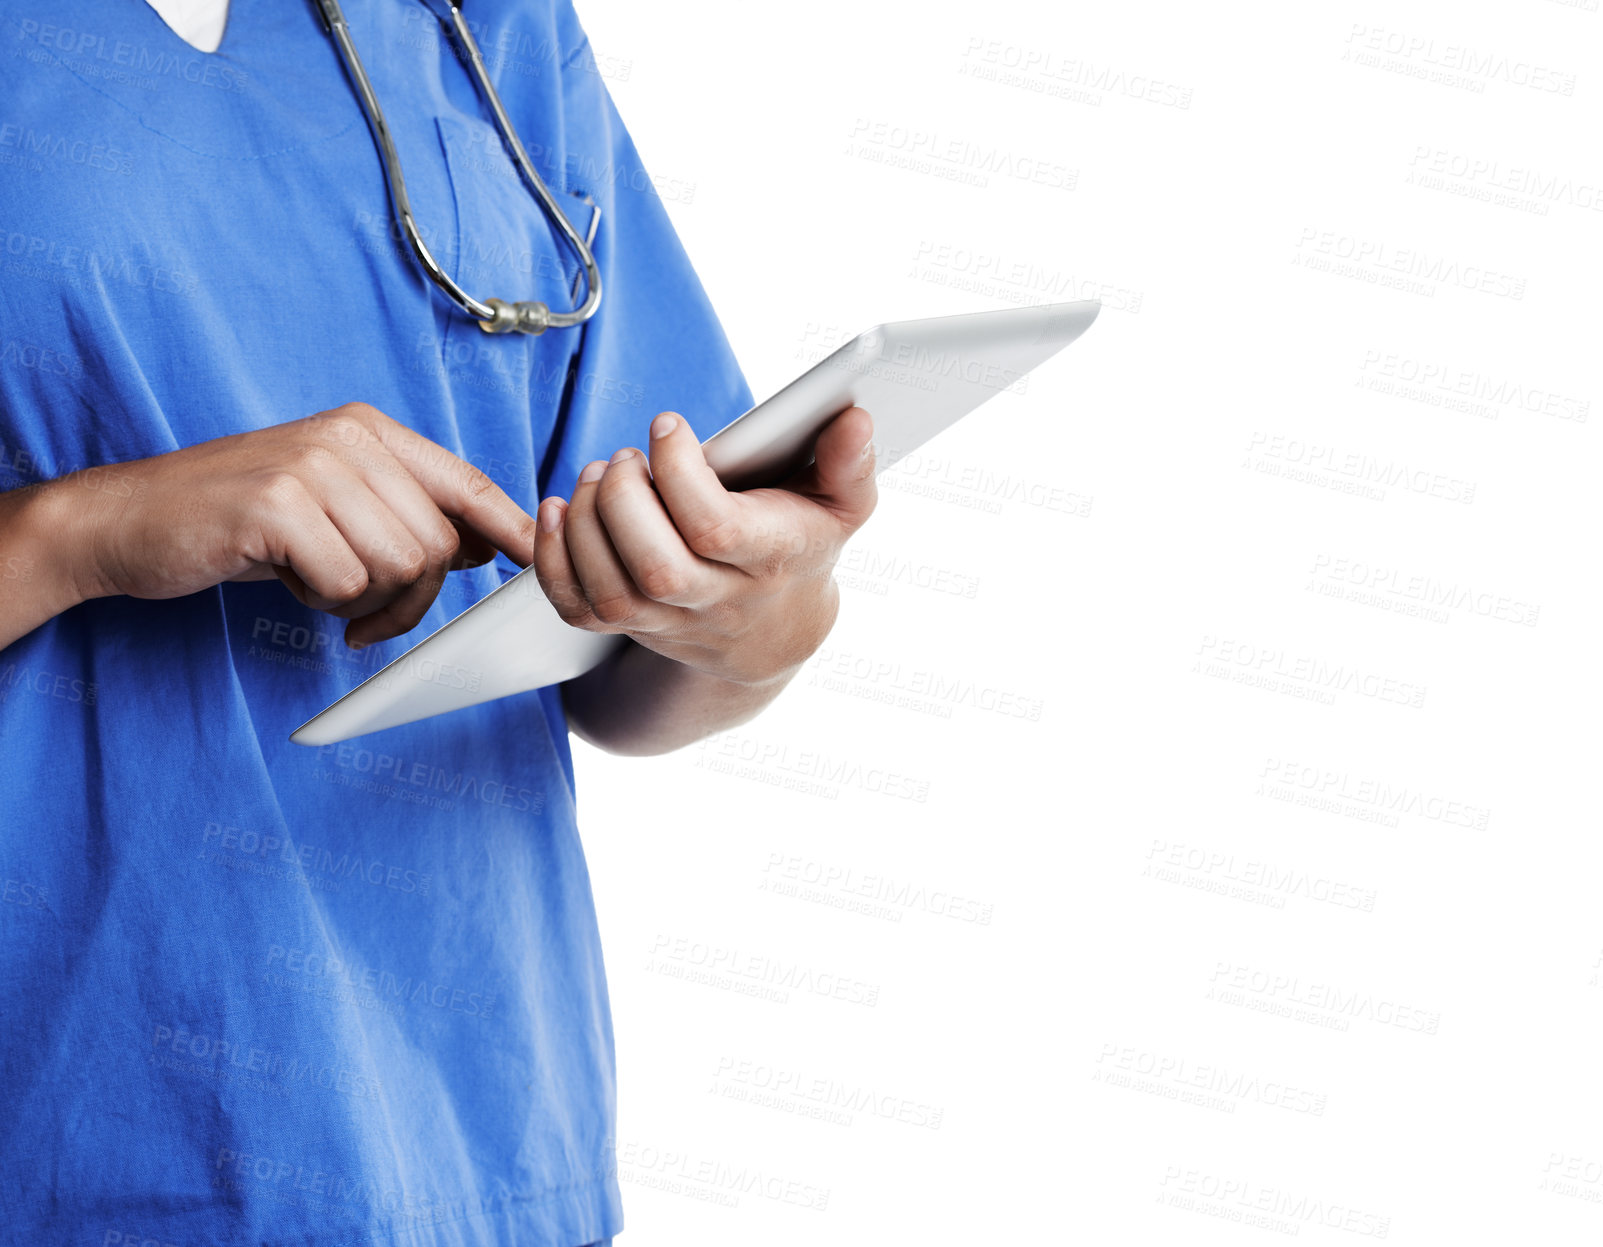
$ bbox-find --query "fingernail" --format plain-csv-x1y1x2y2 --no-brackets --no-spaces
348,639,367,651
538,499,563,532
651,413,679,439
578,460,607,484
609,447,636,465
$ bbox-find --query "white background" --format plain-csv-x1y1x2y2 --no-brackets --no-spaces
570,0,1602,1241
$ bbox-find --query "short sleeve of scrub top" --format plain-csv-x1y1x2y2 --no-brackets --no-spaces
0,2,754,1245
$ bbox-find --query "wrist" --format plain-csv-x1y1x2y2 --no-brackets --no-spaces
16,474,112,610
711,646,807,690
725,576,838,687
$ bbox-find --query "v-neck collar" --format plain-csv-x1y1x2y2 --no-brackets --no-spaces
11,0,364,158
140,0,235,57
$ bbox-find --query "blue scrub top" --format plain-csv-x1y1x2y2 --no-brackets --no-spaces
0,2,752,1244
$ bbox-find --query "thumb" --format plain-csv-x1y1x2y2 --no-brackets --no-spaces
794,406,878,528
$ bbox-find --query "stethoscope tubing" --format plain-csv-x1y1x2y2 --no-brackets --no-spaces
314,0,603,335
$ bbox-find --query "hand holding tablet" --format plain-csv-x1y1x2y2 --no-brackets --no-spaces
290,299,1101,745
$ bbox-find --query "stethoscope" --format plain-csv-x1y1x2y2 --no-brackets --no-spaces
313,0,602,336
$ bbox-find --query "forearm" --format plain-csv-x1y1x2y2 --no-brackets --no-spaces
0,479,96,652
560,636,800,756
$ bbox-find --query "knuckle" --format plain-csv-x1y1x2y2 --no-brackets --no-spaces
316,411,369,448
337,401,383,425
553,603,588,627
636,559,689,603
328,415,362,444
538,570,596,628
394,545,429,582
330,566,369,605
683,513,741,559
461,466,499,504
256,471,309,510
424,524,461,566
293,442,338,471
588,590,638,626
553,596,600,630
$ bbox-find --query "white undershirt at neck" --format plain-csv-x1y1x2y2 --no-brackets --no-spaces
145,0,231,54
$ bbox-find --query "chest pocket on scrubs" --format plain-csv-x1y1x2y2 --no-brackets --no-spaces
435,113,590,438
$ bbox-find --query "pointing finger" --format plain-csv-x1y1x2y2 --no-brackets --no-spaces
336,403,542,569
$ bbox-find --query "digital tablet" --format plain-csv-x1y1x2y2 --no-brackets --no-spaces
290,299,1101,745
